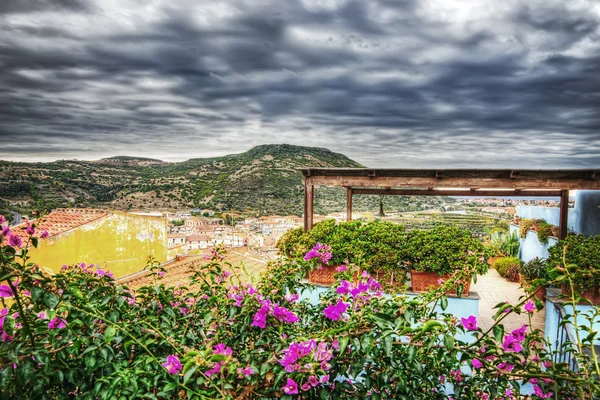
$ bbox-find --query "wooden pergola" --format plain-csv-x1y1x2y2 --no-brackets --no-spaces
301,168,600,239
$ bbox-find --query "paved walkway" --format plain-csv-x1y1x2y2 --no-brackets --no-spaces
472,268,545,332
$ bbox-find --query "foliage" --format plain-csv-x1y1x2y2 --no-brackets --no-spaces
499,231,520,258
1,222,600,398
519,218,536,238
495,257,521,282
399,226,490,276
495,257,522,282
171,219,185,226
519,258,549,281
518,219,556,244
535,221,555,244
277,219,406,274
547,234,600,292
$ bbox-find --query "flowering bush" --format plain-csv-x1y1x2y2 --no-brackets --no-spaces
1,218,599,398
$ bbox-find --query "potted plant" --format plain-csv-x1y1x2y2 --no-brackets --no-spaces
495,257,522,283
399,226,489,295
547,234,600,304
519,257,549,300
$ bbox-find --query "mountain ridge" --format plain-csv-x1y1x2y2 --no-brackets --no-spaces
0,144,366,215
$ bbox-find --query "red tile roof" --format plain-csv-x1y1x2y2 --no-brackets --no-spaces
2,208,109,244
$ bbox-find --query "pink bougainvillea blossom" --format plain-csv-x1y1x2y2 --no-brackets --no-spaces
237,366,254,377
40,230,49,238
162,355,182,374
0,285,13,298
524,300,536,313
461,315,477,331
497,362,514,373
324,301,349,321
213,343,233,357
8,234,22,248
336,265,347,272
471,359,483,369
48,317,67,329
206,362,222,377
273,305,299,323
533,384,553,398
284,293,299,302
1,226,11,237
503,335,524,353
511,325,527,343
282,378,299,395
26,223,35,235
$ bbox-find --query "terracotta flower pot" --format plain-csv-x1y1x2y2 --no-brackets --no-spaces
411,270,471,295
561,284,600,305
308,265,337,286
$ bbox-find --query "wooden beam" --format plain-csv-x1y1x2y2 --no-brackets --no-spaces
305,175,600,190
559,190,569,240
351,188,563,197
303,182,314,232
346,187,353,222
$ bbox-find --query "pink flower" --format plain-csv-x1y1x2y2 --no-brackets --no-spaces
320,374,329,383
40,230,49,238
213,343,232,357
250,305,270,329
162,355,182,374
273,305,299,323
308,375,319,387
543,360,552,368
471,359,483,369
158,271,165,277
237,366,254,377
206,362,222,377
461,315,477,331
336,265,347,272
437,278,444,284
8,234,22,248
0,215,4,224
533,385,553,398
0,285,13,298
282,378,298,395
38,311,47,320
26,223,35,235
503,335,524,353
1,226,11,237
524,300,536,313
301,383,311,391
48,317,67,329
284,293,299,302
324,301,349,321
511,325,527,342
497,362,514,373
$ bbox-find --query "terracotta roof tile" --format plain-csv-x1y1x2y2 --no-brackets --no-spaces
2,208,109,245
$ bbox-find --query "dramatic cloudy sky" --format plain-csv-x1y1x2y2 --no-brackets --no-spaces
0,0,599,167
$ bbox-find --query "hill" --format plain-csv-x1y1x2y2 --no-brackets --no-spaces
0,144,361,215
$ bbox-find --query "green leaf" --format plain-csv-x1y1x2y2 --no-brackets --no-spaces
443,334,454,351
338,336,350,355
210,354,226,362
31,237,38,248
440,297,448,311
44,293,59,310
183,365,197,384
30,286,43,303
383,335,393,357
104,327,116,344
407,346,417,364
493,324,504,343
361,334,374,354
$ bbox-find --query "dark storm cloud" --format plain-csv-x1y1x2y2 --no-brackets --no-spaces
0,0,599,166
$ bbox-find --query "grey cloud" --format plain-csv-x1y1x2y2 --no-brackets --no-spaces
0,0,599,167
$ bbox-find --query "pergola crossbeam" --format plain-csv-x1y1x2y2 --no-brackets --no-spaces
301,168,600,238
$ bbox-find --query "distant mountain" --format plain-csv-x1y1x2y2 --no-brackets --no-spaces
0,144,371,215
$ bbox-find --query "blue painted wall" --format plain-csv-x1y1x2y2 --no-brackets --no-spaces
510,224,558,262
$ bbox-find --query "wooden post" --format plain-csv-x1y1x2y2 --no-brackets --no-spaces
304,181,314,231
346,187,353,221
559,190,569,240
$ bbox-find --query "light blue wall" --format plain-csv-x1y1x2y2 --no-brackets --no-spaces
545,295,600,351
516,191,600,238
510,224,558,262
515,206,576,231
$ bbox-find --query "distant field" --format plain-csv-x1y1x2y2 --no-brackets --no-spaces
385,211,510,233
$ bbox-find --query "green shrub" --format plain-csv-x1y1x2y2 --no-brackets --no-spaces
520,257,549,281
547,234,600,292
276,219,405,272
495,257,522,282
399,225,490,276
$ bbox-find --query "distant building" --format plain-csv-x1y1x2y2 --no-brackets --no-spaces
167,233,186,248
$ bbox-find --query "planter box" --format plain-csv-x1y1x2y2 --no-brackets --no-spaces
561,284,600,305
308,265,337,286
373,269,407,291
411,270,471,295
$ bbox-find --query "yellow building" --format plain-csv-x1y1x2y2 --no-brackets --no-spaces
12,209,167,278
